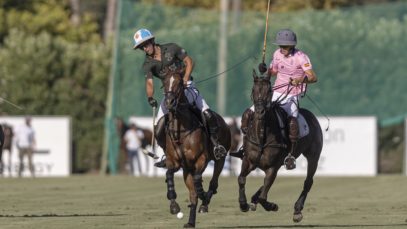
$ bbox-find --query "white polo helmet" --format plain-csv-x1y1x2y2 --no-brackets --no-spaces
133,28,154,49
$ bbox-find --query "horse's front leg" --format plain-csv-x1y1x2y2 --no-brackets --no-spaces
257,166,279,212
293,155,319,223
183,171,198,228
166,169,180,215
238,156,255,212
199,157,226,213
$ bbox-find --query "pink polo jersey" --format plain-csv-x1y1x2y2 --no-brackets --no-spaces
270,48,312,96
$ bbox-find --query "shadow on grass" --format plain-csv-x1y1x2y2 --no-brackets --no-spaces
219,223,407,228
0,213,126,218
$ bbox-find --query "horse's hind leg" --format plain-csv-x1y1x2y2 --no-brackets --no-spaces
293,156,319,223
249,186,263,211
257,167,279,212
199,157,226,213
166,169,180,215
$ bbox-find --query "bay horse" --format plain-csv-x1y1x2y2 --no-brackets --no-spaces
238,71,323,222
159,69,231,228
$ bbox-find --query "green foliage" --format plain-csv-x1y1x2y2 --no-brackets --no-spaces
142,0,401,11
0,1,110,172
0,0,100,43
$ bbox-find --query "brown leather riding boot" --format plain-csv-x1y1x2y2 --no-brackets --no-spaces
229,108,253,159
285,116,299,170
203,110,227,160
288,116,299,144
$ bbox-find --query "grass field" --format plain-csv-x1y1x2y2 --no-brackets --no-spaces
0,175,406,229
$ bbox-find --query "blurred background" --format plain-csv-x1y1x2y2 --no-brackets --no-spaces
0,0,405,176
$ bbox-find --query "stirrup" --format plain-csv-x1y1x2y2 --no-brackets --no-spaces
284,153,296,170
213,145,227,160
154,156,167,168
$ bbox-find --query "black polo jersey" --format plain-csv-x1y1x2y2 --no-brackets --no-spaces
142,43,191,81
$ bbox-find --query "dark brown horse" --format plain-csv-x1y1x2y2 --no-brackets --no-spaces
238,71,323,223
159,70,231,228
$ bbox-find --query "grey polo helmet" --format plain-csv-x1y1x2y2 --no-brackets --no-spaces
273,29,297,46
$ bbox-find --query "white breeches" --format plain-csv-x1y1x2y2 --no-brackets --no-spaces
249,91,299,118
155,81,210,124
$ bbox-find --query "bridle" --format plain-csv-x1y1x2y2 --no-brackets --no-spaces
164,73,187,112
251,77,272,119
248,75,287,152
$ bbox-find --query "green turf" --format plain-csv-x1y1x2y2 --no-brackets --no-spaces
0,175,406,229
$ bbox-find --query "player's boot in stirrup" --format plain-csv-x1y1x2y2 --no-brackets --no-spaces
154,156,166,168
229,146,244,159
203,110,227,160
230,108,253,159
285,117,299,170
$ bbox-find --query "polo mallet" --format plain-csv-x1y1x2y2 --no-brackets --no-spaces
0,97,24,110
140,106,159,159
261,0,272,64
141,148,158,159
150,106,158,158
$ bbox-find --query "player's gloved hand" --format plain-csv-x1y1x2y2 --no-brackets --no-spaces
148,97,158,108
258,62,268,74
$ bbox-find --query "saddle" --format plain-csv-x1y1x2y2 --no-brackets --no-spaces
272,105,310,140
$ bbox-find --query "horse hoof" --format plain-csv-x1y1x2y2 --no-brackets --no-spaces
198,205,208,213
293,212,303,223
249,203,257,211
270,203,279,212
170,201,180,215
183,223,195,228
240,203,250,212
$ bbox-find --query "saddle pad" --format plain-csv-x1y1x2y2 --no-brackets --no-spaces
297,113,310,139
276,112,309,139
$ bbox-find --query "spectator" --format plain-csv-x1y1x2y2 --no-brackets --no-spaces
15,117,36,177
124,123,144,176
0,123,14,176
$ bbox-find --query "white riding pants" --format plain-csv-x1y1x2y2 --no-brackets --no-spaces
155,81,210,124
249,91,299,118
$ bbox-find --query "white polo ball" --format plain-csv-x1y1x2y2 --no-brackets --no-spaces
176,212,184,219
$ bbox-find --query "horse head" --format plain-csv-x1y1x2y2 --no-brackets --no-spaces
163,68,185,111
251,70,272,119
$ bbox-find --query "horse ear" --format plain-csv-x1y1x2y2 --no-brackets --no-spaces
252,69,258,79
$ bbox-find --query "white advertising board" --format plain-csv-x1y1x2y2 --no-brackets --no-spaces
127,116,377,177
0,116,71,177
279,116,377,176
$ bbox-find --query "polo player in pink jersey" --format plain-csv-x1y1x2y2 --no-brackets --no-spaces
231,29,318,169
